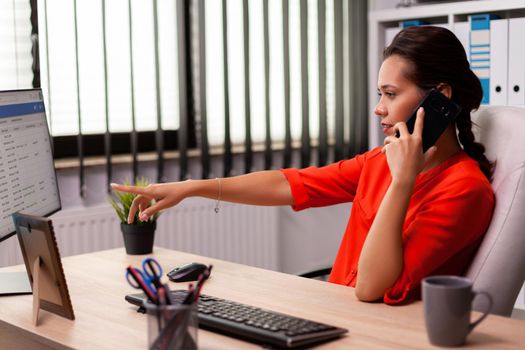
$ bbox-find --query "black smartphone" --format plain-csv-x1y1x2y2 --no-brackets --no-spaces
396,89,462,152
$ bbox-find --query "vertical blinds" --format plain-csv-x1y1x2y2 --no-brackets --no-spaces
38,0,181,136
0,0,33,90
198,0,368,173
2,0,368,194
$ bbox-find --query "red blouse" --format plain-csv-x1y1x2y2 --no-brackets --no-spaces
281,148,494,304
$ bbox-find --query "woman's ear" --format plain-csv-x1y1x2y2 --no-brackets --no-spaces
436,83,452,99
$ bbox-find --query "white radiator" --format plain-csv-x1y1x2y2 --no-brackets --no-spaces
0,199,280,270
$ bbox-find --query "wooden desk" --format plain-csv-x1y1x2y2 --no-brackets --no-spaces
0,247,524,349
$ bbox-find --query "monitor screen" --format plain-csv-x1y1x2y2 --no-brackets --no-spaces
0,89,61,242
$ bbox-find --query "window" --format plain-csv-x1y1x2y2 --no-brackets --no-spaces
38,0,180,136
2,0,369,188
0,0,33,90
198,0,355,172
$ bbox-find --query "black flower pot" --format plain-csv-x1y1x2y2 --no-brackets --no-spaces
121,222,156,255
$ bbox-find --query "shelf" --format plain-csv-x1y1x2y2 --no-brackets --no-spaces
368,0,525,148
370,0,525,22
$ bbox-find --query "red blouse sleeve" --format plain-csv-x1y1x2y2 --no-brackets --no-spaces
280,149,379,211
384,177,495,304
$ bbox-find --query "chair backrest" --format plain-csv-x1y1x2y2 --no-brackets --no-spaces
466,106,525,317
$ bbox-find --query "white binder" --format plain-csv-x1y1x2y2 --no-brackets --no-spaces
453,21,470,63
507,18,525,106
385,26,400,48
489,19,508,106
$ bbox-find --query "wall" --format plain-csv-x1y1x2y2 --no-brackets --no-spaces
369,0,403,11
278,203,350,274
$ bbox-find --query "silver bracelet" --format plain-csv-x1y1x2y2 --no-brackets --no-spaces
214,177,221,213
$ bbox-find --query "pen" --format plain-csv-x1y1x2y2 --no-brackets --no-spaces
162,282,173,305
157,286,166,306
156,287,165,336
184,265,212,305
191,269,211,304
182,283,194,305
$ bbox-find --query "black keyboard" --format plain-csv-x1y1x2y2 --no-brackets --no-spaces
126,290,348,348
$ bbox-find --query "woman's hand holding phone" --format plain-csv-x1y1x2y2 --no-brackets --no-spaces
382,107,437,185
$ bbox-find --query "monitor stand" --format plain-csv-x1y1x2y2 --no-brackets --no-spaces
0,271,32,296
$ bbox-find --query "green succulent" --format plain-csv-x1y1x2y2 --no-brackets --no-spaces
108,177,160,225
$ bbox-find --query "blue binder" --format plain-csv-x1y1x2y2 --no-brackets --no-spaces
400,20,428,28
469,14,498,104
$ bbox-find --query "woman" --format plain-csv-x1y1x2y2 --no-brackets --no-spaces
111,26,494,304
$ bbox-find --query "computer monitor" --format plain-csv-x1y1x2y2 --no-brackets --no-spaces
0,88,61,295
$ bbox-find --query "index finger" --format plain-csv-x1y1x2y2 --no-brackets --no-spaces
128,195,147,224
110,183,149,196
413,107,425,136
393,122,409,138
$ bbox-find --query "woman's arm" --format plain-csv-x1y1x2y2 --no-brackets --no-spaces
111,170,293,224
355,176,414,301
355,108,436,301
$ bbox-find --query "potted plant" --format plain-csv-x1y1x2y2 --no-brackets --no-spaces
109,178,160,255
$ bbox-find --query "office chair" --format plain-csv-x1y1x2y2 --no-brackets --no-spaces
465,105,525,317
299,106,525,317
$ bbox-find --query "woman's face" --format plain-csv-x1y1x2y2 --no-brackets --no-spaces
375,55,425,136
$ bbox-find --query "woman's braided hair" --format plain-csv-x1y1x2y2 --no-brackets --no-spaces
383,26,494,180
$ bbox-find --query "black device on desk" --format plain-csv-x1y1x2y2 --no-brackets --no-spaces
126,290,348,348
167,262,208,282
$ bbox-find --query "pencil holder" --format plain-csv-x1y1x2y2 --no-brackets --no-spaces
144,302,198,350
